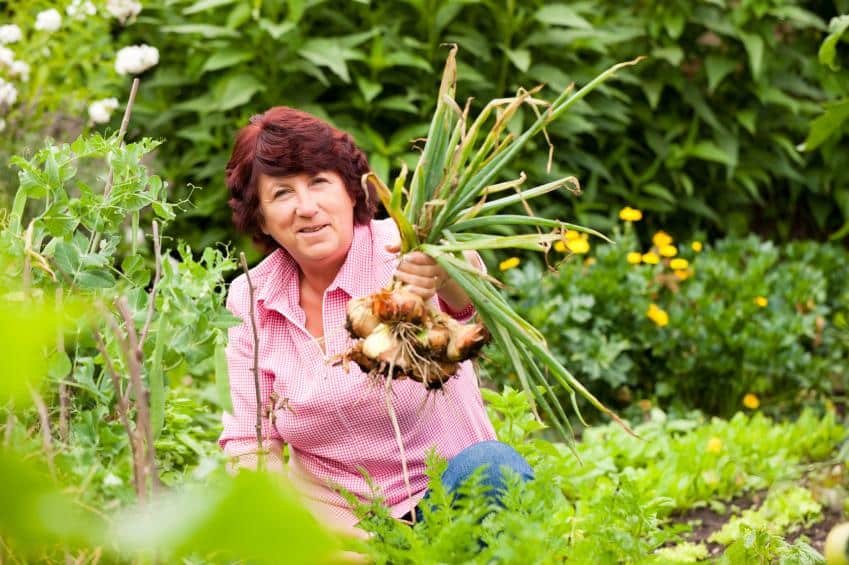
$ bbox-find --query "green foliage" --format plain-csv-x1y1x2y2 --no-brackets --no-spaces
710,485,822,545
800,14,849,153
0,131,265,561
0,450,105,556
66,0,844,248
483,224,849,416
0,1,128,205
353,387,845,563
0,300,62,403
719,528,824,564
107,469,337,564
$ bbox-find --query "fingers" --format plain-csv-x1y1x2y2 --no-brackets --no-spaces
398,252,442,277
393,251,450,300
394,270,438,300
384,243,401,254
401,251,435,266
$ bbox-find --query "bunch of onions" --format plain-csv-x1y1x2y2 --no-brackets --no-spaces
344,283,490,390
346,46,642,442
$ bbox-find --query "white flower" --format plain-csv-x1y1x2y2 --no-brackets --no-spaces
66,0,97,19
106,0,142,24
115,44,159,75
10,60,29,82
0,78,17,107
35,9,62,32
0,46,14,66
88,97,119,123
0,24,22,45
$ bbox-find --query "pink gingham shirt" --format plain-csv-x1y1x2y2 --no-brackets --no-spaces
219,218,496,529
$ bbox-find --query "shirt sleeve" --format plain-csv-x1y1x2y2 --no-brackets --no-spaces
438,250,486,323
218,275,284,465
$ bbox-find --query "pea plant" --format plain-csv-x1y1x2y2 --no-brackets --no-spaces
0,81,339,563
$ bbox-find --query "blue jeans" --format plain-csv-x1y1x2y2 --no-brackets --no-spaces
404,440,534,522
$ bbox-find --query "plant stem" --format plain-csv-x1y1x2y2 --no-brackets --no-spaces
56,288,70,442
117,78,140,146
3,405,14,449
239,252,266,470
138,220,162,351
94,329,144,501
29,385,56,478
90,77,140,255
22,221,33,296
116,298,160,495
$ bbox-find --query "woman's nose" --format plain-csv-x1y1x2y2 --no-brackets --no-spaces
295,189,319,216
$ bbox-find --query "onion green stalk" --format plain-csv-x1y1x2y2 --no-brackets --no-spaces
365,46,643,440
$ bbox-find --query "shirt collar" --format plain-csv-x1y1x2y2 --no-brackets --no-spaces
256,222,375,314
327,222,373,297
255,248,299,316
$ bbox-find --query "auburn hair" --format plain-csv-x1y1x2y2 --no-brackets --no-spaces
225,106,377,252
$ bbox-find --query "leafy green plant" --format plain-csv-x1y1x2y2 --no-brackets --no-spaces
799,13,849,241
0,1,136,204
719,527,824,564
94,0,849,250
483,219,849,416
350,387,845,563
710,485,822,546
0,116,341,561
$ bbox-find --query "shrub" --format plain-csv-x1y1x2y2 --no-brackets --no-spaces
4,0,827,249
482,223,849,416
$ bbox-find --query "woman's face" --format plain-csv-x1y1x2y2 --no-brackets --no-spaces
257,170,355,267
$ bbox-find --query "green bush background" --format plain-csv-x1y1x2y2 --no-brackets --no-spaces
4,0,849,249
114,0,849,247
482,229,849,417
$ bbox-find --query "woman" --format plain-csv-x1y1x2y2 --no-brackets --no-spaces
219,106,532,537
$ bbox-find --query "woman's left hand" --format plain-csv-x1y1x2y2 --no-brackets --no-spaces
386,243,475,314
386,244,447,301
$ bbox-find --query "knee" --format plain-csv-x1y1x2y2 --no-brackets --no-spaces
443,440,534,493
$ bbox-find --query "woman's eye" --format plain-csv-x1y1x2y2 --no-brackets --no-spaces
312,176,328,185
273,188,292,199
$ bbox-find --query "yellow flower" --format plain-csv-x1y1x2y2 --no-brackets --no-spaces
754,296,768,308
554,240,567,253
564,230,581,241
670,258,689,270
584,257,596,266
567,238,590,254
674,269,692,281
499,257,520,271
652,230,673,248
642,252,660,265
706,437,723,454
618,206,643,222
743,393,760,410
659,244,678,258
692,241,703,252
647,303,669,327
627,252,642,265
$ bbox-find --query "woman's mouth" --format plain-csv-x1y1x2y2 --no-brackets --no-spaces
298,224,329,234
